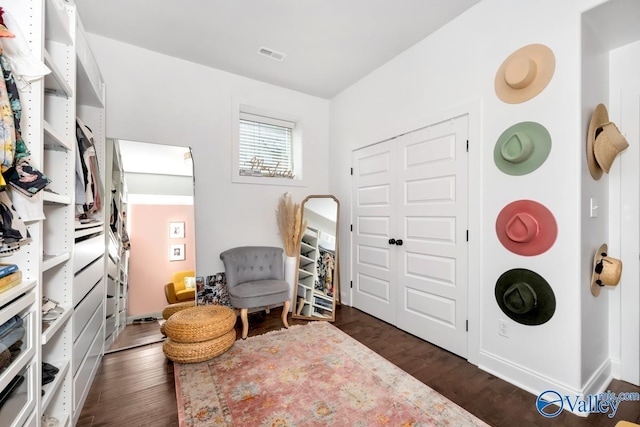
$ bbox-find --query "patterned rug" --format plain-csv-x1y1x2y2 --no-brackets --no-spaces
174,322,488,426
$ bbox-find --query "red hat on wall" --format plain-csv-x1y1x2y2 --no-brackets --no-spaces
496,200,557,256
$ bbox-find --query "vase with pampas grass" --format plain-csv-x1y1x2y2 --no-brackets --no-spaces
276,193,306,311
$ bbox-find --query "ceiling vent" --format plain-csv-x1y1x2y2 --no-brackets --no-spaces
258,46,286,62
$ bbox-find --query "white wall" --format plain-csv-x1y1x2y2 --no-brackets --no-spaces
580,10,612,395
86,35,331,277
330,0,606,398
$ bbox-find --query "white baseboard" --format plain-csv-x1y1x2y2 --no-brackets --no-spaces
583,358,614,398
478,350,613,417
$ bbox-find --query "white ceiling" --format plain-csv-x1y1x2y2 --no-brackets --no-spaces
118,140,193,176
75,0,481,99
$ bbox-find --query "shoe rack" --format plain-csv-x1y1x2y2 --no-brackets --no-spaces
0,1,107,426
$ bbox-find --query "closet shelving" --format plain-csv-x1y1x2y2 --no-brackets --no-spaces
296,228,318,317
40,0,76,426
296,227,335,318
104,139,128,347
73,12,107,426
0,1,107,426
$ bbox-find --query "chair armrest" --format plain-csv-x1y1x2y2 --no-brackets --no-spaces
165,282,179,304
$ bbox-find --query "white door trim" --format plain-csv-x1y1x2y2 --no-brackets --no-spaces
613,84,640,385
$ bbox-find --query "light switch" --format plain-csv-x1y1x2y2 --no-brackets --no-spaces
590,198,598,218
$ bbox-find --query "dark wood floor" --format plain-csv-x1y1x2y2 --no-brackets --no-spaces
105,320,165,354
78,306,640,427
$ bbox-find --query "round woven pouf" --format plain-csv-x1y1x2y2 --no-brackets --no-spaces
163,329,236,363
162,301,195,320
165,305,236,343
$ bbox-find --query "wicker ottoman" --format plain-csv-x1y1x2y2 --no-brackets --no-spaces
162,305,236,363
160,301,196,336
162,301,196,320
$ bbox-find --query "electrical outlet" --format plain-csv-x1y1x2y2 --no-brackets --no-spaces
498,319,509,338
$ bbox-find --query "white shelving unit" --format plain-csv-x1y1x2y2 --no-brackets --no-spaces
0,1,107,426
73,12,106,426
296,227,335,319
104,139,128,347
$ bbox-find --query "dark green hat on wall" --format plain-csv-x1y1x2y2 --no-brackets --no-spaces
495,268,556,326
494,121,552,176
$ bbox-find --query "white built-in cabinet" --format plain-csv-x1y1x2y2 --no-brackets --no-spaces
104,139,128,348
0,1,107,426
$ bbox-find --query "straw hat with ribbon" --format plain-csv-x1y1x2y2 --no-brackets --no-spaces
587,104,629,180
590,243,623,297
495,268,556,326
494,121,551,175
495,44,556,104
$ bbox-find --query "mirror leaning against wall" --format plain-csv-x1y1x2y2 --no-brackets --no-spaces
292,195,340,321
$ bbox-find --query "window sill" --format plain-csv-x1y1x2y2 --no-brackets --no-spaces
231,174,307,187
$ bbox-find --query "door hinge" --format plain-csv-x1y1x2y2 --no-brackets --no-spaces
466,230,469,241
350,167,353,175
466,139,469,152
466,320,469,331
350,281,353,289
350,224,353,232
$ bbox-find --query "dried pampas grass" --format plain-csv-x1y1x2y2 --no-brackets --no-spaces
276,193,306,257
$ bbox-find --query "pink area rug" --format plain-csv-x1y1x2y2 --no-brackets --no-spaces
174,322,488,426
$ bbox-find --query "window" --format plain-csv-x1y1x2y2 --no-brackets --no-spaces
238,112,295,179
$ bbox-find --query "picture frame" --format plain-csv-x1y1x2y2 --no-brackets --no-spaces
169,244,185,261
170,221,185,238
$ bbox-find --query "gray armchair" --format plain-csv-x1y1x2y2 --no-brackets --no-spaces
219,246,290,339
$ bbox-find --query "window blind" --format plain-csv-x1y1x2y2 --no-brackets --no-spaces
238,112,294,177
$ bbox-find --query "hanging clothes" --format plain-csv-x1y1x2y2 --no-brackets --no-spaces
0,52,50,197
315,247,335,296
0,53,15,178
76,118,103,214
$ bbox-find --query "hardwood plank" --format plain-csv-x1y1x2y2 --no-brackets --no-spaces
79,306,640,427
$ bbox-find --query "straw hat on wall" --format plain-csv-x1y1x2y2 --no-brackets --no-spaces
495,44,555,104
587,104,629,180
591,243,623,297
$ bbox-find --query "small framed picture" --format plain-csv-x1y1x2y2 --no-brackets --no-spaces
169,244,185,261
170,222,185,238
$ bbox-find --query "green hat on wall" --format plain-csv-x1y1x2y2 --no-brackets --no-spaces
494,121,552,176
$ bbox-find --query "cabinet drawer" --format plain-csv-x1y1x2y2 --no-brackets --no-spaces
107,256,117,279
73,257,104,307
74,235,104,274
106,277,116,297
73,279,104,343
105,316,116,338
72,302,103,376
73,323,103,412
105,296,115,317
0,362,35,427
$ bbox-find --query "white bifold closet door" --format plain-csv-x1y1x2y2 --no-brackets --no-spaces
352,114,469,358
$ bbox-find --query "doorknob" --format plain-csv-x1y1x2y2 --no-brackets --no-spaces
388,238,396,245
395,239,403,246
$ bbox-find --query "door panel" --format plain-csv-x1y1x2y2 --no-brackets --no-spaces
396,116,469,357
352,142,396,324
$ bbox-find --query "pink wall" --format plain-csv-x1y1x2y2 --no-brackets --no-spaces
127,204,196,318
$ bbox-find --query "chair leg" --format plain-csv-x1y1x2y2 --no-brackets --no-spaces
282,300,290,329
240,308,249,339
265,306,270,314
